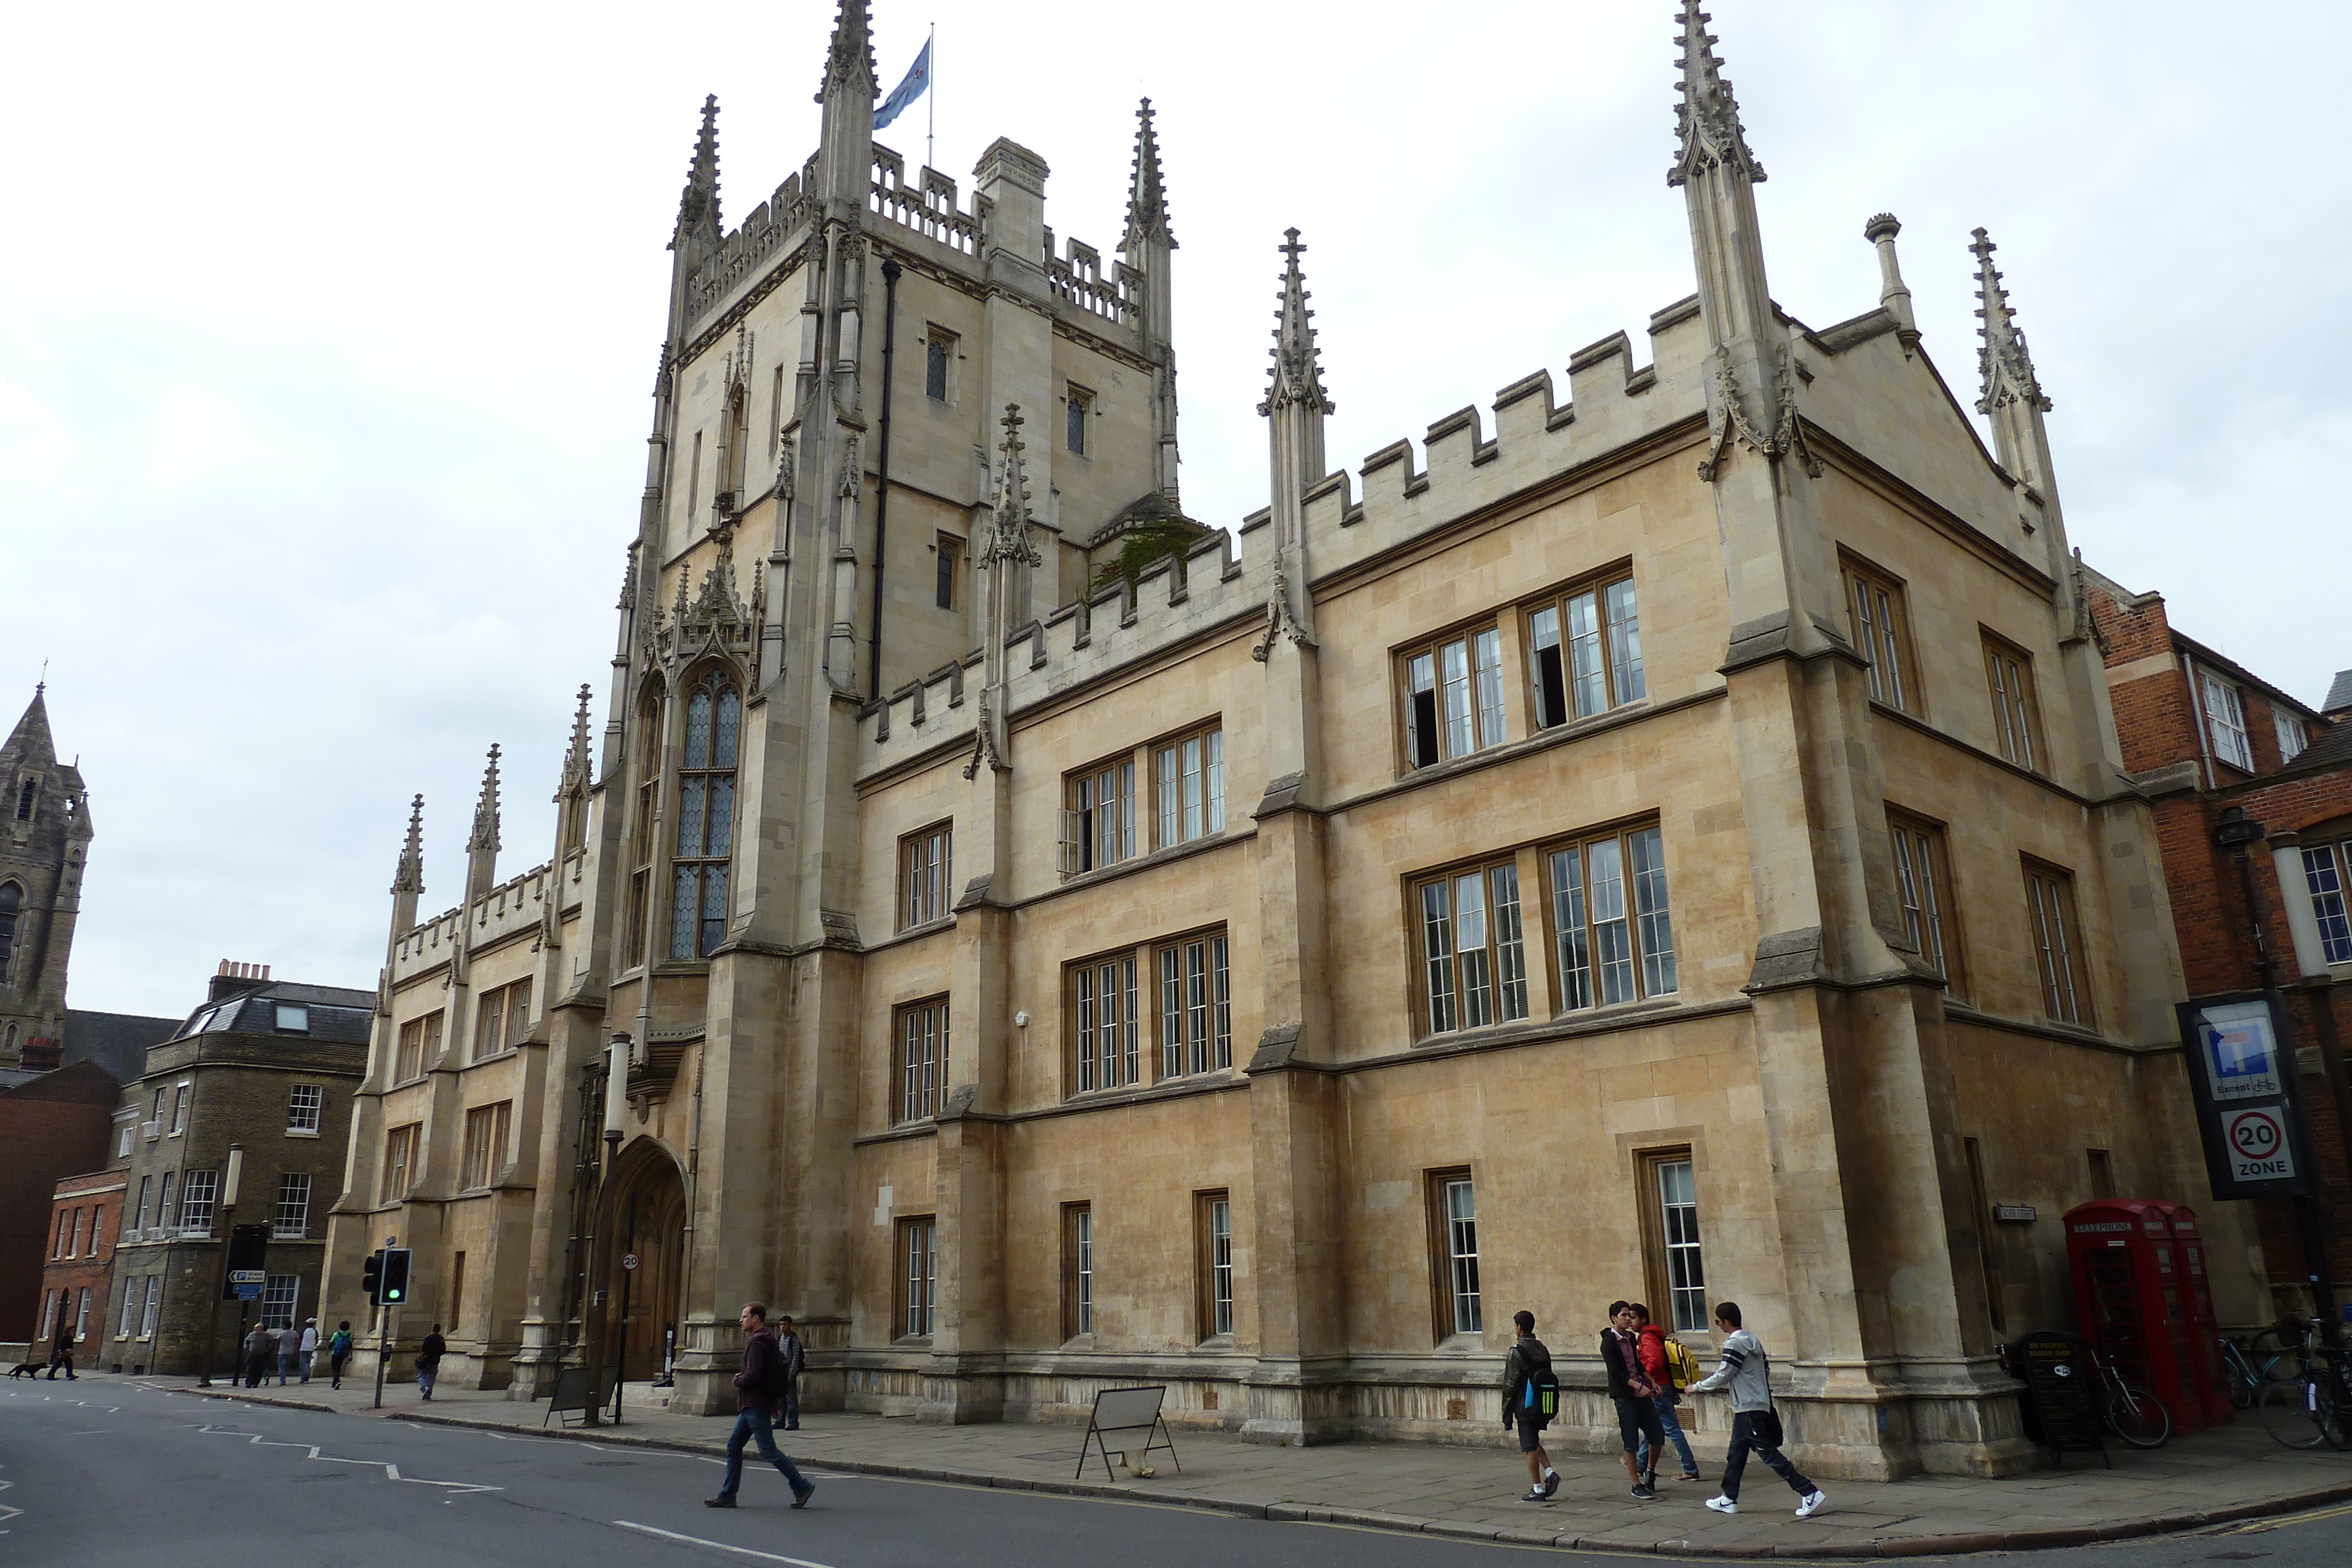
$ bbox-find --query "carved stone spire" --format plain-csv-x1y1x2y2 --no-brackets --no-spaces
392,794,425,896
965,405,1043,780
558,686,593,798
817,0,878,105
1254,230,1329,660
1120,98,1176,252
673,95,721,249
1970,228,2050,419
465,744,502,905
1670,5,1765,188
1259,229,1335,429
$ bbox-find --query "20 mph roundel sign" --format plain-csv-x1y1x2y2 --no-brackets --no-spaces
2223,1108,2294,1183
621,1252,640,1272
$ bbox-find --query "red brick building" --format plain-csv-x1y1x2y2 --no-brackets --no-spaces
32,1168,125,1364
0,1060,119,1340
2084,563,2352,1315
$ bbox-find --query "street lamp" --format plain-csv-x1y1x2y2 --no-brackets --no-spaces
2212,807,2339,1342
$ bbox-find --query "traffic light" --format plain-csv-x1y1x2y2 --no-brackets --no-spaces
381,1248,412,1305
362,1250,385,1305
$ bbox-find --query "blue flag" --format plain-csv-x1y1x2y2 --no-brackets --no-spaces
874,38,931,131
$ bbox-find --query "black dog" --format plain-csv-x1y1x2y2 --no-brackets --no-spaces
7,1359,48,1379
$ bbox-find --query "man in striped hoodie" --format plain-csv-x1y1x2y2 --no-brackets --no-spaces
1687,1301,1826,1518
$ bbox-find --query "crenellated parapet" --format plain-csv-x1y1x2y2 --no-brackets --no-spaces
387,854,582,982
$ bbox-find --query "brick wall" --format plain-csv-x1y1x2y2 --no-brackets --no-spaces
34,1175,123,1358
0,1062,119,1340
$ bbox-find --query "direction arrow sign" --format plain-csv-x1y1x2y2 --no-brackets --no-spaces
228,1269,266,1283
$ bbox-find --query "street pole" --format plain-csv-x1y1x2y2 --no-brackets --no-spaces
613,1191,634,1427
2225,822,2341,1344
373,1235,395,1410
196,1145,242,1388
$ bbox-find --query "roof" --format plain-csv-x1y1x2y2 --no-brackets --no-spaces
2286,718,2352,775
0,1059,121,1105
62,1009,181,1083
2327,669,2352,715
168,988,375,1048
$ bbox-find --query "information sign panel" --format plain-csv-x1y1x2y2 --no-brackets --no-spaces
235,1283,262,1300
2016,1330,2108,1467
2176,992,2313,1199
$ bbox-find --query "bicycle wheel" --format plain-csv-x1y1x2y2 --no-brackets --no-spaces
2221,1344,2257,1410
2259,1376,2329,1449
2103,1382,2171,1448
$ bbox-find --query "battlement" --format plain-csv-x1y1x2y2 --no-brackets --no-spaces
388,851,583,983
685,155,820,329
858,529,1248,778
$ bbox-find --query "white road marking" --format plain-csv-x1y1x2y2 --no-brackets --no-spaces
189,1424,502,1494
612,1521,836,1567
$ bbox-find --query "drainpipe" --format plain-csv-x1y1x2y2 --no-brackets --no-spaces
868,256,903,701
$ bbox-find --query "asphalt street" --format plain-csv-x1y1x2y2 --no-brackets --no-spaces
3,1378,2349,1567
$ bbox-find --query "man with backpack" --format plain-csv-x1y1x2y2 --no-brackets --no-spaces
416,1324,446,1400
1601,1300,1665,1499
705,1302,814,1510
1687,1300,1826,1519
327,1321,355,1389
1632,1303,1702,1482
1499,1309,1560,1500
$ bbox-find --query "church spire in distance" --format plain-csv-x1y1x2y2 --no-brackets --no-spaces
1121,98,1175,252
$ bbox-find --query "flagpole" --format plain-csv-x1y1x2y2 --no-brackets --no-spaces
926,23,936,174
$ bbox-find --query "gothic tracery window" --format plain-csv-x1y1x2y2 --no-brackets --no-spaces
0,882,19,984
670,669,740,959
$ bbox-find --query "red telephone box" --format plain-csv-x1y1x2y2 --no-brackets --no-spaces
2148,1201,2233,1426
2064,1199,2209,1436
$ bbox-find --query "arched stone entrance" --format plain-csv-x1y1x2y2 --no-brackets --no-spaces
599,1137,687,1383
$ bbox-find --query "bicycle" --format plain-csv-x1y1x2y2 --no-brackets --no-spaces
2257,1319,2352,1452
2218,1321,2300,1410
2084,1343,2171,1449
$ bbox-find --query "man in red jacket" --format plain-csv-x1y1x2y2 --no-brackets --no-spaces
706,1303,815,1509
1632,1304,1701,1482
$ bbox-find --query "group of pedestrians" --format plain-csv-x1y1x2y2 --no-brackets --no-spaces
238,1318,322,1386
1504,1299,1826,1519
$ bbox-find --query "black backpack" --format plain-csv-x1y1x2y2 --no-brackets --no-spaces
1519,1345,1560,1427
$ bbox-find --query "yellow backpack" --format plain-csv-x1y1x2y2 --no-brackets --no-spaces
1664,1336,1703,1390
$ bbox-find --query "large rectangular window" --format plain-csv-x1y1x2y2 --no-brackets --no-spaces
897,1216,937,1339
139,1275,162,1339
395,1012,443,1082
1063,1203,1094,1340
2276,711,2309,764
383,1123,420,1202
1428,1171,1481,1339
670,671,741,959
2303,843,2352,966
1157,931,1232,1076
1153,726,1226,848
2201,673,2254,771
1070,953,1141,1092
1641,1152,1708,1333
1403,625,1507,768
2024,860,2092,1026
178,1169,219,1235
117,1275,140,1339
1548,825,1676,1011
473,980,531,1061
262,1275,298,1331
899,823,953,930
1196,1191,1234,1340
1843,557,1917,713
934,532,963,610
274,1172,312,1239
170,1083,190,1135
1889,811,1964,994
287,1083,323,1134
132,1175,151,1236
462,1101,513,1191
1061,756,1137,876
1415,860,1529,1035
156,1173,174,1239
1983,634,2043,771
1528,573,1643,730
897,998,950,1123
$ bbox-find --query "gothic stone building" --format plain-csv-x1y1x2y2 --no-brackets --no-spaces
1,687,90,1074
323,4,2260,1480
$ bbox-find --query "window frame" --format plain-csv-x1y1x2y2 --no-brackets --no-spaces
1411,855,1532,1037
178,1168,219,1235
1151,723,1227,850
894,1215,937,1341
287,1082,324,1135
1542,821,1678,1013
896,997,951,1125
1062,1202,1094,1341
2301,841,2352,966
1982,632,2045,772
1425,1168,1482,1343
1194,1190,1234,1342
670,667,742,961
1155,928,1233,1077
923,326,958,404
461,1101,513,1191
1840,554,1919,714
1067,947,1142,1095
382,1122,421,1202
898,822,954,931
1524,566,1645,731
261,1274,299,1331
2023,858,2093,1027
1887,808,1967,997
139,1275,162,1339
274,1171,312,1239
1060,751,1138,877
1399,620,1509,770
2275,710,2310,765
1636,1148,1709,1334
1065,384,1093,456
394,1012,443,1083
934,531,964,611
2200,673,2254,771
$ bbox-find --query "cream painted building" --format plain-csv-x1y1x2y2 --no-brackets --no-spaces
323,2,2263,1480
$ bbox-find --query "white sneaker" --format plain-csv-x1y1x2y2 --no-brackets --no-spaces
1705,1495,1739,1514
1795,1489,1828,1519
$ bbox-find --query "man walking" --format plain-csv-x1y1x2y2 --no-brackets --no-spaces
242,1322,273,1388
1500,1310,1560,1500
298,1319,319,1382
328,1321,354,1389
44,1318,75,1380
705,1303,814,1510
776,1315,807,1431
1689,1301,1826,1519
276,1320,301,1385
1601,1300,1665,1499
416,1324,446,1400
1632,1304,1701,1482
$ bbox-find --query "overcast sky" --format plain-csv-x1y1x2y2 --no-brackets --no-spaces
4,1,2346,1018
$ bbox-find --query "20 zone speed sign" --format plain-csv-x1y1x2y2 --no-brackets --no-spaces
2223,1107,2293,1181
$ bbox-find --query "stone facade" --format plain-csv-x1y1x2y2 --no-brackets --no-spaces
103,967,369,1376
34,1168,125,1365
2082,567,2352,1309
323,3,2266,1481
1,687,91,1075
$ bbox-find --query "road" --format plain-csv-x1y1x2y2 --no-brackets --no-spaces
4,1378,2348,1567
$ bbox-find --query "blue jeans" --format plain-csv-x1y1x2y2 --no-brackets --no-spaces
1719,1409,1813,1502
1636,1392,1699,1476
720,1407,808,1502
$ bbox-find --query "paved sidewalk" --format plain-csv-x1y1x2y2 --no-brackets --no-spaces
144,1373,2352,1559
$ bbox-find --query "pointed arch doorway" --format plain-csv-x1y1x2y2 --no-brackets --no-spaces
601,1138,687,1383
